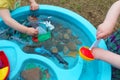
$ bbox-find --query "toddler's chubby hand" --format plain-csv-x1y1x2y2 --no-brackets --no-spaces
30,1,39,10
97,22,114,40
26,27,38,36
91,47,106,59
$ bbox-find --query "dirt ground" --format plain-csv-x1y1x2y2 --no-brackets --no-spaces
22,0,118,29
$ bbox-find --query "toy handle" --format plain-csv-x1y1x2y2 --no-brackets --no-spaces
52,53,68,66
89,39,101,50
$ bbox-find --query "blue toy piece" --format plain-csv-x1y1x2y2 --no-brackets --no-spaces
35,46,52,56
35,46,68,67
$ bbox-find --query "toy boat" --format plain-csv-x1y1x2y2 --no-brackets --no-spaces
0,51,10,80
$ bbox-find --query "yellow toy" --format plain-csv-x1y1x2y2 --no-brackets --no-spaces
0,51,10,80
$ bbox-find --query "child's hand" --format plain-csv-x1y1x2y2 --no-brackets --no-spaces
97,22,114,40
91,47,106,59
30,2,39,10
26,27,38,36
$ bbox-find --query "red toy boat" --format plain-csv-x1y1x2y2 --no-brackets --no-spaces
0,51,10,80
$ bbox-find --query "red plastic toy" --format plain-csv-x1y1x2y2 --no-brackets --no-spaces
32,36,39,42
79,47,94,60
79,40,100,61
0,51,10,80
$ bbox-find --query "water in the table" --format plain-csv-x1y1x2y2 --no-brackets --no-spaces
0,15,92,80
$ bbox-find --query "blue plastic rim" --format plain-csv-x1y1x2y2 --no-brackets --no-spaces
0,5,111,80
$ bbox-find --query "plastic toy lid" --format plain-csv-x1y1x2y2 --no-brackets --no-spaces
79,47,94,60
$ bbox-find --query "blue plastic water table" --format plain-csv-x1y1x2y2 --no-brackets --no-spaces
0,5,111,80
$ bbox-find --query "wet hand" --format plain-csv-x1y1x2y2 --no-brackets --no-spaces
26,27,38,36
96,23,114,40
30,2,39,10
91,47,105,59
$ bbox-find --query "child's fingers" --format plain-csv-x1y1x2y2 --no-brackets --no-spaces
96,30,102,39
30,6,34,10
32,28,38,36
97,32,105,40
35,29,38,34
30,6,38,10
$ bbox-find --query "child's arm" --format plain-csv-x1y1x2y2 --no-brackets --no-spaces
97,0,120,39
28,0,39,10
92,48,120,69
0,9,38,36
